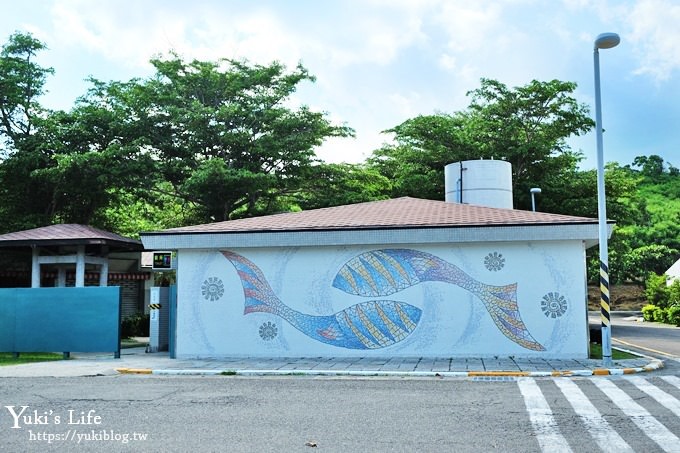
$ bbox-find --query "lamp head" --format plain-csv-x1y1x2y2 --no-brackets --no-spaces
530,188,542,194
595,32,620,50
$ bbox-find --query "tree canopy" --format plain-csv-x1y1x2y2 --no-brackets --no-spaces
0,33,354,231
0,32,53,149
75,55,354,222
367,79,593,210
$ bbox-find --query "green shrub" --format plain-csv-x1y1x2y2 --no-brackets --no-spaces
669,280,680,305
641,304,657,322
652,306,666,323
645,273,670,308
121,312,150,338
667,304,680,327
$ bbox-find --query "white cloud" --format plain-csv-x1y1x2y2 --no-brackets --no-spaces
45,0,434,87
436,2,504,53
48,1,305,70
438,53,478,86
315,134,375,164
561,0,593,10
50,1,167,68
626,0,680,81
388,91,424,119
430,1,572,86
305,7,428,70
183,9,307,68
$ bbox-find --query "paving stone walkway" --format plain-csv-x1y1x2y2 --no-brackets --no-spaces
0,348,662,378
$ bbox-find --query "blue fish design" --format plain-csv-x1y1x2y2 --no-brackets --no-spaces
222,251,422,350
333,249,545,351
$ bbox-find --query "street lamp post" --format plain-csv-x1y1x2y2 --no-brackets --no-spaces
594,32,620,366
530,188,541,212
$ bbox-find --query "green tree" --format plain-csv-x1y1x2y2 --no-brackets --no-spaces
7,91,149,229
0,32,56,231
0,148,56,231
644,273,671,308
0,33,144,230
465,79,593,209
0,31,53,150
596,155,680,286
632,154,666,179
0,32,355,232
625,155,680,252
83,55,354,222
624,244,679,285
367,113,474,199
101,184,199,239
367,79,594,208
296,162,391,210
577,163,649,284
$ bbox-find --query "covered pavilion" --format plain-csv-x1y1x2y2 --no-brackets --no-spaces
0,224,144,288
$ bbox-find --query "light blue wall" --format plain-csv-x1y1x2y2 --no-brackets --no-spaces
175,242,588,359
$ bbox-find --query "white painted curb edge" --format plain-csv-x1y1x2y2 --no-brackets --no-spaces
116,358,665,377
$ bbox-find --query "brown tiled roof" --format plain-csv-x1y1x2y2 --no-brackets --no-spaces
0,224,142,249
151,197,597,235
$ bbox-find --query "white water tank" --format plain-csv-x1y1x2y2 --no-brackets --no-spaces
444,159,513,209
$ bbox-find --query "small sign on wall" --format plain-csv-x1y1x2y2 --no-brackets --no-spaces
152,251,175,270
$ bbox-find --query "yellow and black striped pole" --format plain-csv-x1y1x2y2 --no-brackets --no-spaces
593,32,619,367
600,261,612,365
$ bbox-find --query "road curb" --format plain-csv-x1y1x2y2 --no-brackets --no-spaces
115,358,664,378
115,368,153,374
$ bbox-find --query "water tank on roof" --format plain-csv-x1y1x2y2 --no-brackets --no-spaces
444,159,513,209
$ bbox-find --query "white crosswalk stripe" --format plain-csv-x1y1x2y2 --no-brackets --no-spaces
662,375,680,390
592,379,680,453
518,376,680,453
517,378,573,452
553,378,633,452
629,376,680,418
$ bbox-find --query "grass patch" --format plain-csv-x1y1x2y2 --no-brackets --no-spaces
589,343,640,360
121,338,148,349
220,370,237,376
0,352,64,366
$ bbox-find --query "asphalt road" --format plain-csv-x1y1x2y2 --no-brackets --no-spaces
589,312,680,357
2,373,680,452
0,376,533,452
0,314,678,452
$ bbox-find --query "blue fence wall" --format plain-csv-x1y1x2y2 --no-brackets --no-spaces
0,287,121,356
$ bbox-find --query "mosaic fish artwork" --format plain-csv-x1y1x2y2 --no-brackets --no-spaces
222,251,422,350
332,249,545,351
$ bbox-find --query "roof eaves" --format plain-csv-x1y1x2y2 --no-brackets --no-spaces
0,238,143,249
140,219,603,236
141,223,607,252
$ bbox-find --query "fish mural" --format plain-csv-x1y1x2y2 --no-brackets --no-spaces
333,249,545,351
222,251,422,350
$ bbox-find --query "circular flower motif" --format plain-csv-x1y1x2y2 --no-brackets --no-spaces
201,277,224,301
484,252,505,271
541,292,568,318
259,321,278,341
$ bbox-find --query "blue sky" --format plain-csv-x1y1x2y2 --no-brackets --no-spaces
2,0,678,170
